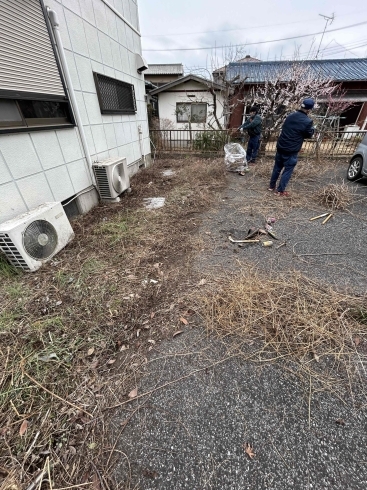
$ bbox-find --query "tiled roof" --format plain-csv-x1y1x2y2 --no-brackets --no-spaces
213,55,260,73
144,63,184,75
226,58,367,83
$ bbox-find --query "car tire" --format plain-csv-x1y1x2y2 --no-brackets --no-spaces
347,156,363,181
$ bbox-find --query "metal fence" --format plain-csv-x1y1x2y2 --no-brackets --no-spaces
150,129,367,158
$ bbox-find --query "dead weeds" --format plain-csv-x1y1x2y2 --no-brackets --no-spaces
0,157,225,489
315,182,356,210
193,268,367,394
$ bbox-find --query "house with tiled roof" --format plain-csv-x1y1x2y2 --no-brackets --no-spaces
226,58,367,129
144,63,184,87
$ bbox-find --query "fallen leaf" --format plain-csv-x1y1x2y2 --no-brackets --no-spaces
244,443,255,459
313,352,320,362
128,388,138,398
136,329,141,337
87,347,95,356
68,445,77,455
120,345,127,351
173,330,184,338
150,312,155,319
55,300,62,306
107,359,116,365
19,420,28,436
89,359,98,369
180,317,188,325
354,337,361,346
198,279,207,286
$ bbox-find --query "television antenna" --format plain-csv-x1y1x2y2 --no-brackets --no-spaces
316,13,335,58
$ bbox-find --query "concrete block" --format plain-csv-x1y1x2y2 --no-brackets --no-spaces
0,133,42,179
114,122,125,145
56,128,83,163
46,165,75,201
91,125,108,153
65,9,89,57
64,50,81,90
74,54,96,93
119,46,129,73
103,66,116,78
92,0,108,33
84,22,103,63
30,131,65,170
67,158,93,192
0,151,13,185
74,91,90,125
106,7,118,41
104,123,117,150
123,122,132,143
17,173,54,210
62,0,81,16
83,124,96,155
98,31,113,67
111,40,122,72
83,93,102,125
121,0,131,23
116,18,127,48
79,0,96,25
0,182,28,224
75,186,99,214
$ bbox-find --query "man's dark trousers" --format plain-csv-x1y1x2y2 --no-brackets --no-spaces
269,151,298,192
246,135,260,163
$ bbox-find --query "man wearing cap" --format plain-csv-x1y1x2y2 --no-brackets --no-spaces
269,98,315,196
238,106,262,170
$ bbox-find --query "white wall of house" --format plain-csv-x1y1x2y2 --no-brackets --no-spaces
157,80,225,130
0,0,150,225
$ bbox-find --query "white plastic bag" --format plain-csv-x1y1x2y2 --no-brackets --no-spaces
224,143,248,172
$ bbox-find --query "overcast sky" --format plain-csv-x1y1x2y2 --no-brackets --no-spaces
137,0,367,75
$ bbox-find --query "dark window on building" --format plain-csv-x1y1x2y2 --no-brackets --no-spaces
93,72,136,115
176,103,207,123
0,98,72,130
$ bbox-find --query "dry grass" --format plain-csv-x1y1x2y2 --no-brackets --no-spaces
193,268,367,392
315,182,356,210
0,157,226,489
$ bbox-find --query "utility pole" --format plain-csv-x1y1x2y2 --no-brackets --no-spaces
315,13,334,59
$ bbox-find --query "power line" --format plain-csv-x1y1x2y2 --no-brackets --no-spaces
142,8,367,38
142,18,314,38
142,19,367,52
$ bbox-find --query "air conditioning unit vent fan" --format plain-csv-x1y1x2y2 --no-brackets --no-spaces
93,157,130,200
0,202,74,272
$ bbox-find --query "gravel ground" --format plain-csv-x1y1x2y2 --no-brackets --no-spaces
114,160,367,489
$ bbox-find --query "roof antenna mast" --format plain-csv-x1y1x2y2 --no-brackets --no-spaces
315,13,334,59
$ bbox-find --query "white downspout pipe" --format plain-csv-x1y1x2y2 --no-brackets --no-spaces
47,8,96,186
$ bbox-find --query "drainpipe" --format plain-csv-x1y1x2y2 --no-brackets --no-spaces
46,8,96,186
138,124,146,167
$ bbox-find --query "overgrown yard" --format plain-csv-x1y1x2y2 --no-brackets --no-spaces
1,156,367,489
0,157,225,489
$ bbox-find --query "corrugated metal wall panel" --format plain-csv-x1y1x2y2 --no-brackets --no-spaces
0,0,65,97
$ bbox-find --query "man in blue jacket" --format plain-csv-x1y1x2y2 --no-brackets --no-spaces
269,98,315,196
239,106,262,167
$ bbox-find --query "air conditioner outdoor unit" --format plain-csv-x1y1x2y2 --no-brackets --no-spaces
92,157,130,201
0,202,74,272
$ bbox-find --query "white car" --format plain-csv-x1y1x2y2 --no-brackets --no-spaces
347,133,367,181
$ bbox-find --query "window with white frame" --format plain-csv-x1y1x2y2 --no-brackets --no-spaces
176,103,207,123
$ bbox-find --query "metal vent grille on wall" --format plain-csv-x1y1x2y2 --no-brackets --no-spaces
0,233,29,270
93,73,136,114
93,167,112,198
0,0,65,97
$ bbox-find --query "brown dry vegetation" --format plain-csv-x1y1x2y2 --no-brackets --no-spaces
1,155,367,489
0,157,225,489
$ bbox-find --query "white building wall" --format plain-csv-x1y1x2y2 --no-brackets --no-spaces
0,0,149,225
157,81,225,130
